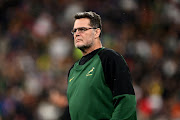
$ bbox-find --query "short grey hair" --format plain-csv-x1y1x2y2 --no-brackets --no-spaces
74,11,102,30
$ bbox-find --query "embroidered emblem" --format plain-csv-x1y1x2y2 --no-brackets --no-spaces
86,67,95,76
69,77,74,82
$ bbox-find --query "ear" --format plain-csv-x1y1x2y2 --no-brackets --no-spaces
95,28,101,38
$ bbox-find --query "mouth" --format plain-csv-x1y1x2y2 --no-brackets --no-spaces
75,39,83,43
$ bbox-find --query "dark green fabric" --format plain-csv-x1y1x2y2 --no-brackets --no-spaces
67,51,113,120
67,48,137,120
111,94,137,120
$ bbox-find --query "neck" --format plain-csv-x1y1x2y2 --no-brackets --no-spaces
82,42,102,56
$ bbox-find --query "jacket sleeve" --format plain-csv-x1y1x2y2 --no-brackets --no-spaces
99,48,137,120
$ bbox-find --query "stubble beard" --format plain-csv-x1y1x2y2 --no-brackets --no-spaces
76,42,93,53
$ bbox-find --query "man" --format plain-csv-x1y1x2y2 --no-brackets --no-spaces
67,11,137,120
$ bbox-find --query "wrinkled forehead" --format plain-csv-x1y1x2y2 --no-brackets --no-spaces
73,18,91,28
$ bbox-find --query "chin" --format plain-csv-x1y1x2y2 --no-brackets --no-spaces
75,43,84,48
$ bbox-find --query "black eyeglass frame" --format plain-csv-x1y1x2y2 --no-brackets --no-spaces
71,27,97,35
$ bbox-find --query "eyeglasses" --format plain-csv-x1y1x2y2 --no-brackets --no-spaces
71,27,97,35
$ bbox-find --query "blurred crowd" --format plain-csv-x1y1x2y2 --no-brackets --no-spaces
0,0,180,120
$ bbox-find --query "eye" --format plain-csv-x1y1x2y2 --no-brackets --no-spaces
72,29,77,33
78,27,87,31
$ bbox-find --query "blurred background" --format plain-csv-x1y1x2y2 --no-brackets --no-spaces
0,0,180,120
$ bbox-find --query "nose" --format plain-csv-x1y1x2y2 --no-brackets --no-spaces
74,31,80,36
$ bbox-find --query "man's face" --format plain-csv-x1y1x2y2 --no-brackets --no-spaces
73,18,96,50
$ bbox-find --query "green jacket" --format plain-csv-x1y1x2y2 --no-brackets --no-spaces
67,48,137,120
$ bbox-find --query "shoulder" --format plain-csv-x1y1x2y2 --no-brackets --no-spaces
68,59,79,77
99,48,120,55
98,48,123,61
98,48,128,69
67,64,74,77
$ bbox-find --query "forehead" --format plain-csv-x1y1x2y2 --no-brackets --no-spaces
73,18,91,28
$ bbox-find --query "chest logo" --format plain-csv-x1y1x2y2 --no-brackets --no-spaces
69,77,74,82
86,67,95,76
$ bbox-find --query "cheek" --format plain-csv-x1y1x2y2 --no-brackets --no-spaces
87,33,94,43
